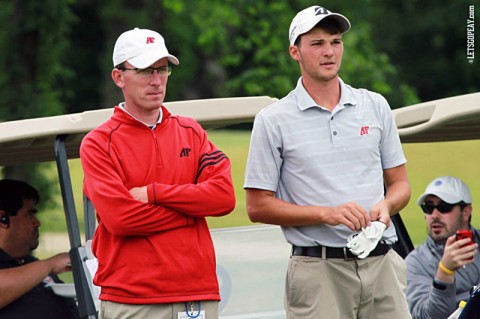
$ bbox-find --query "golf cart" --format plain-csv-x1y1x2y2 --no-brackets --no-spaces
1,92,479,318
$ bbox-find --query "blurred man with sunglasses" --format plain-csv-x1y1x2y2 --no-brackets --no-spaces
406,176,480,319
80,28,235,319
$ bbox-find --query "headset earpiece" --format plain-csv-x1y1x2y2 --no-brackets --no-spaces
0,215,9,226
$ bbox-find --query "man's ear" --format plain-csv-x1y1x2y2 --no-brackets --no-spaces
112,68,125,89
289,45,300,62
463,204,473,222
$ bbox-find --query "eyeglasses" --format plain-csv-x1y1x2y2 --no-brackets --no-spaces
118,66,172,77
420,201,467,214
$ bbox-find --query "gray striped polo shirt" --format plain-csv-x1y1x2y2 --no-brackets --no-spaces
244,77,406,247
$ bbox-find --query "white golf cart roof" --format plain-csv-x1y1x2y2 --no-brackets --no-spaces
393,92,480,143
2,92,479,167
0,96,276,166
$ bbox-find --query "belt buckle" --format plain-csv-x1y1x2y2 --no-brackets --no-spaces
343,247,357,260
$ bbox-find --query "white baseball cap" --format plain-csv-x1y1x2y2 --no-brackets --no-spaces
113,28,179,68
417,176,472,205
289,5,351,45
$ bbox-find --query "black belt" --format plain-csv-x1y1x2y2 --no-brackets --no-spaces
292,243,391,260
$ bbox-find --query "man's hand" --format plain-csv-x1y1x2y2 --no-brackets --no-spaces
45,253,72,274
347,221,387,259
441,234,478,271
328,202,371,231
369,200,392,228
129,186,148,203
435,234,478,282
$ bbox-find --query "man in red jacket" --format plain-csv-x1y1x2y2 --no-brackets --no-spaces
80,28,235,319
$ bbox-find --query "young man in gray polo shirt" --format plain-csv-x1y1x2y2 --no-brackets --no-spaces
244,5,411,319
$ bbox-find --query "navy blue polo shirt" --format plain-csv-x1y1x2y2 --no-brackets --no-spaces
0,249,79,319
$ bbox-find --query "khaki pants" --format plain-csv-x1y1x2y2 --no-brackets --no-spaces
100,300,218,319
285,249,412,319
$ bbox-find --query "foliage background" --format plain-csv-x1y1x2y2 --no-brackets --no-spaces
0,1,479,245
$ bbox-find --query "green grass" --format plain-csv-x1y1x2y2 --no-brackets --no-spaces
38,131,480,252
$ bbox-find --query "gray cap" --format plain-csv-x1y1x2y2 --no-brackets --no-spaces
417,176,472,205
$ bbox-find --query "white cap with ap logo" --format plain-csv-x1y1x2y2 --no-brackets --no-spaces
113,28,180,68
289,5,351,45
417,176,472,205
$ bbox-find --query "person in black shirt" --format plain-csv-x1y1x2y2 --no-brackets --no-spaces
0,179,79,319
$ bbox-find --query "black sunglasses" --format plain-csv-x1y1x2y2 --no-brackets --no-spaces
420,201,467,214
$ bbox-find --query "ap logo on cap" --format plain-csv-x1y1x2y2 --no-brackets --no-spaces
113,28,180,68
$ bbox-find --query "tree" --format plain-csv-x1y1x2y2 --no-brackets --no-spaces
368,0,480,102
159,0,419,108
0,0,76,209
64,0,418,108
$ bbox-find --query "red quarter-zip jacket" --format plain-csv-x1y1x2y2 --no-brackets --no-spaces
80,105,235,304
